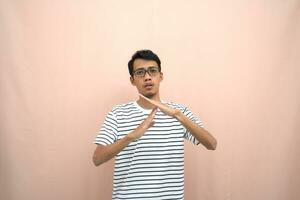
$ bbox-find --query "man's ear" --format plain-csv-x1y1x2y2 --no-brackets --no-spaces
160,72,164,81
130,76,135,86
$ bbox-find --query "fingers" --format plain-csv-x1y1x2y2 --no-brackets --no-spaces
149,107,157,119
140,108,157,131
139,93,162,108
139,94,155,104
138,93,149,100
148,109,156,128
138,93,174,116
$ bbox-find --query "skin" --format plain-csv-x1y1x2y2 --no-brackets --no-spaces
129,59,163,108
92,59,217,166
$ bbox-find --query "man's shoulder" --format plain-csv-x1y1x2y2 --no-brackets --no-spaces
110,101,136,113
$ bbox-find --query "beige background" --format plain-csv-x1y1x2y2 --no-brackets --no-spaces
1,0,300,200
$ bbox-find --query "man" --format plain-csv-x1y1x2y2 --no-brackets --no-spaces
93,49,217,200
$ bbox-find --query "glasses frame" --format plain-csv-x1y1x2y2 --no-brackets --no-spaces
132,66,161,78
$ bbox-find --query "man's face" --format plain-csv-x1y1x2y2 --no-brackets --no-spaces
130,58,163,98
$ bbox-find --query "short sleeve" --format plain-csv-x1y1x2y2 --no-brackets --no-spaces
93,110,118,146
182,106,204,145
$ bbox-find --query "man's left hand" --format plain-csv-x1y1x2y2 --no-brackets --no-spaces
139,94,181,118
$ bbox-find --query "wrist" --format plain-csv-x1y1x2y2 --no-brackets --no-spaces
124,134,135,143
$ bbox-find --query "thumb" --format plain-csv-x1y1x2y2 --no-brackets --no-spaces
149,121,155,127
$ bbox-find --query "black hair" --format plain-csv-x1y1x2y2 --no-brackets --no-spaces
128,49,161,76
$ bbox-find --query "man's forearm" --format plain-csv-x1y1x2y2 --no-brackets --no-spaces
93,108,157,166
93,130,141,166
175,111,217,150
93,136,131,166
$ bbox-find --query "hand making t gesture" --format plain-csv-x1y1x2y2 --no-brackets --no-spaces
139,93,217,150
139,94,180,118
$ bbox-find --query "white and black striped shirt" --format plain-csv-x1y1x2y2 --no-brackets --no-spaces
94,101,204,200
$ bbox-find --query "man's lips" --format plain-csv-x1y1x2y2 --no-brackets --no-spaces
144,83,154,88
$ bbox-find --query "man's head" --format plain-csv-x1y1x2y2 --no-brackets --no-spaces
128,50,163,99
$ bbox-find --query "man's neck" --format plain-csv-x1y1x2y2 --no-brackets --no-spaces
136,93,161,109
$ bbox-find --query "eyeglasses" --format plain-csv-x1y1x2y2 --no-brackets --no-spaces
133,66,160,78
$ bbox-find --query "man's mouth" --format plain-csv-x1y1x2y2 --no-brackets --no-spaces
144,83,154,89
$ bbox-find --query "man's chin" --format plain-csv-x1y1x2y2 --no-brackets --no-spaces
142,92,155,99
146,94,155,98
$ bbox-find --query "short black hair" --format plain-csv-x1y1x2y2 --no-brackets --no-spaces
128,49,161,76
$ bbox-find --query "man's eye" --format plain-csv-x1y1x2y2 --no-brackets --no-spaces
135,70,144,75
149,68,158,73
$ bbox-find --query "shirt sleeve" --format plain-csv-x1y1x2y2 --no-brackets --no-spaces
182,106,204,145
93,110,118,146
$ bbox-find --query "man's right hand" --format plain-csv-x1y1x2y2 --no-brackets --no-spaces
93,107,157,166
127,107,157,141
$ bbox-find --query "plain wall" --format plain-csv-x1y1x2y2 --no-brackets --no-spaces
1,0,299,200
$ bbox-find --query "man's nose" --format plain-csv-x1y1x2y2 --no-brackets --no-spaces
144,71,152,80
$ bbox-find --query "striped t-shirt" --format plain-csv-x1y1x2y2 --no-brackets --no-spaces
94,100,204,200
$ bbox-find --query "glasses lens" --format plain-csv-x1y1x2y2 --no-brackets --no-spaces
133,67,159,77
148,67,159,75
134,69,145,77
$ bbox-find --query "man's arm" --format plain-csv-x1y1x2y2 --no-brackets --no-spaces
93,134,134,166
138,94,217,150
175,111,217,150
92,108,157,166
